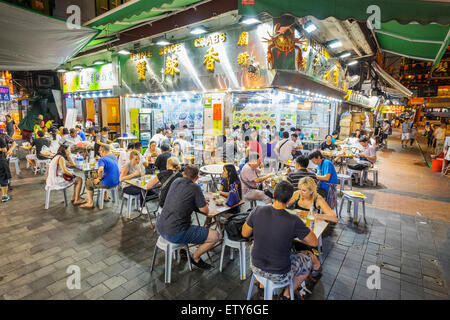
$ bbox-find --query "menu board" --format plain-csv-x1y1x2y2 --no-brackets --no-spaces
279,112,297,128
233,111,276,129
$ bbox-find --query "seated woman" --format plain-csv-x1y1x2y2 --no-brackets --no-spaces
144,157,183,210
172,142,185,164
219,164,242,214
120,150,145,201
48,127,61,154
219,164,242,198
46,145,84,205
319,135,337,151
143,141,161,165
287,176,338,285
288,177,338,223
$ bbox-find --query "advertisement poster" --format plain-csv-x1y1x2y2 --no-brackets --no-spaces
130,108,139,137
0,86,11,102
63,64,115,93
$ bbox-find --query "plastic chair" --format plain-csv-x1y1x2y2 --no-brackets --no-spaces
150,235,192,283
363,168,378,186
35,159,50,175
197,175,213,192
9,157,20,175
96,186,119,209
338,193,367,223
247,273,294,300
219,231,249,280
44,182,75,209
346,168,364,186
119,193,140,218
337,174,352,193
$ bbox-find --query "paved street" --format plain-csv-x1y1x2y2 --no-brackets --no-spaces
0,129,449,300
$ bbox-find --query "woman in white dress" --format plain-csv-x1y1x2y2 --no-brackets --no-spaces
46,145,85,205
48,128,61,154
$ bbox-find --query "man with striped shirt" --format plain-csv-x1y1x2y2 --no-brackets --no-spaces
287,155,317,189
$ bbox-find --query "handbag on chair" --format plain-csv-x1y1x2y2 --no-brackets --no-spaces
226,182,241,206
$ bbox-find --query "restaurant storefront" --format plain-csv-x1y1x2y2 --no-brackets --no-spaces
338,90,379,138
62,62,119,135
118,18,346,152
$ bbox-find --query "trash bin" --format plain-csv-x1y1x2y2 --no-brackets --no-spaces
432,158,443,172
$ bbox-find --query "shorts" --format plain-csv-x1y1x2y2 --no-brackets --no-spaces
161,225,209,245
401,133,410,140
251,253,312,284
85,178,112,191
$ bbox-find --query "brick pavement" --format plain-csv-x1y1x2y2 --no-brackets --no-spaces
0,133,449,300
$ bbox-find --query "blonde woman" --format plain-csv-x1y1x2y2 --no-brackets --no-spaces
288,177,338,223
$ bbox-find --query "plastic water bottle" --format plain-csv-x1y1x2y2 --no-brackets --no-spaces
307,204,315,230
199,184,204,192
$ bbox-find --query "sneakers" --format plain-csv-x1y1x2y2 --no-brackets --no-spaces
2,195,10,202
190,255,212,270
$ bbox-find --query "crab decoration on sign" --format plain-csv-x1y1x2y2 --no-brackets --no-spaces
263,24,307,70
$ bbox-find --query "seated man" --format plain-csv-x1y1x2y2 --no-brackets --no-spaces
156,165,221,270
274,131,296,167
94,127,112,157
240,153,274,204
242,181,319,300
26,130,50,169
357,136,377,165
287,155,318,189
291,133,303,158
60,128,82,147
81,145,120,209
155,143,172,171
308,150,337,199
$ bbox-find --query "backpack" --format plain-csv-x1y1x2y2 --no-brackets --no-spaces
348,163,369,171
224,213,252,242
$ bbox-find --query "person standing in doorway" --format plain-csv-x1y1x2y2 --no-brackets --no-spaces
5,115,16,138
94,127,112,157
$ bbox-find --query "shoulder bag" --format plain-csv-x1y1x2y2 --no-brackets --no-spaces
225,182,241,206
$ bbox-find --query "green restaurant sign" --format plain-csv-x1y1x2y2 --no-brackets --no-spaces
63,63,115,93
119,22,346,94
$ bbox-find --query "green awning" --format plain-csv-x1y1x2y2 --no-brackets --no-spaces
238,0,450,25
85,0,205,39
375,21,450,68
239,0,450,67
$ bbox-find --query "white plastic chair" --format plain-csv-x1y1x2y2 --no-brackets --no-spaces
247,273,295,300
150,235,193,283
119,193,140,218
96,186,119,209
219,231,249,280
44,182,75,209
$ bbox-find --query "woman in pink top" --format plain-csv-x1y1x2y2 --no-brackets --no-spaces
248,129,263,161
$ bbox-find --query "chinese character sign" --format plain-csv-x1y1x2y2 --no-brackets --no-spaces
203,47,220,72
237,52,249,65
165,56,180,77
237,32,249,46
137,61,147,80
